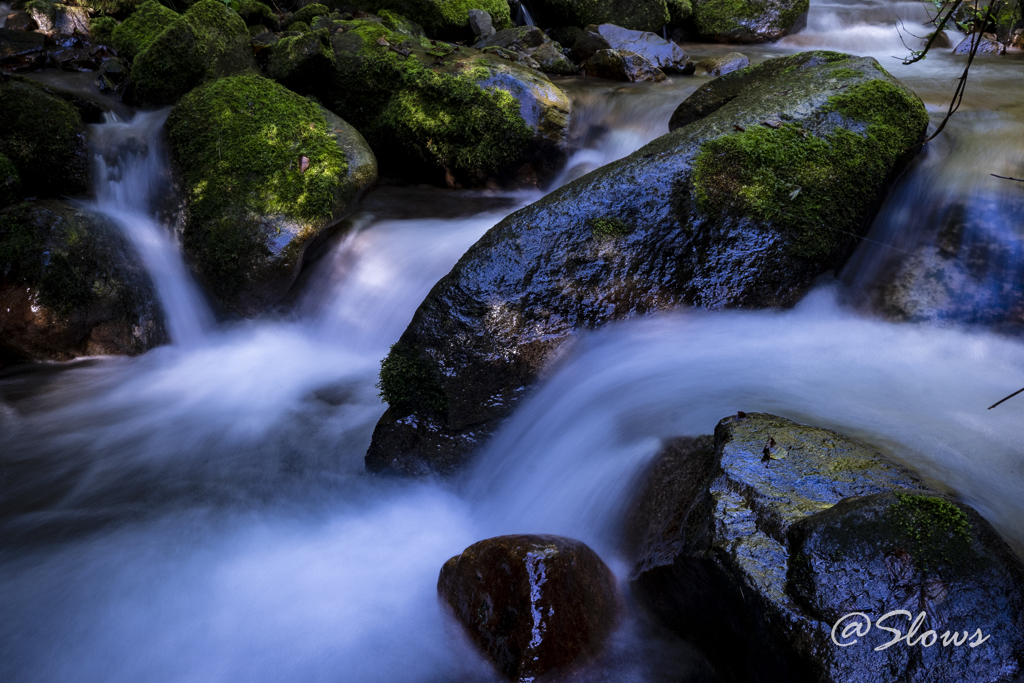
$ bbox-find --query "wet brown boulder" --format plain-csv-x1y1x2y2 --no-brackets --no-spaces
695,51,749,75
438,534,620,681
584,48,667,82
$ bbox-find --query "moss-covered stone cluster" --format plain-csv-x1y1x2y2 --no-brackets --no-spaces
691,0,808,41
166,74,347,300
359,0,511,40
692,77,928,261
129,0,256,105
0,78,88,202
893,491,972,572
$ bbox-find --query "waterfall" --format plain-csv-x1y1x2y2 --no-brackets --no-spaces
88,111,213,346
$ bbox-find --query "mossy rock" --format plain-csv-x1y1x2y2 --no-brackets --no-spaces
529,0,672,32
129,0,257,106
364,52,927,476
167,74,377,316
626,414,1024,683
110,0,179,59
90,15,119,44
232,0,279,29
356,0,512,41
0,78,89,200
0,200,166,362
282,2,328,29
263,19,570,187
688,0,809,43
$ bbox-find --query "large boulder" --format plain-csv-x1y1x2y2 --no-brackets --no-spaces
688,0,809,43
586,23,693,73
584,47,667,81
0,200,166,362
110,0,179,61
0,76,89,202
530,0,679,33
261,19,571,187
128,0,257,106
625,413,1024,683
167,74,377,317
438,535,620,681
358,0,512,41
364,51,929,476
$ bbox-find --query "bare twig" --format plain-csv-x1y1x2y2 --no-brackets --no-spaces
902,0,964,64
991,174,1024,182
989,387,1024,409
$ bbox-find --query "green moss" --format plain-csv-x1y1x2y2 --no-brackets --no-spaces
591,216,631,238
692,79,927,261
0,80,85,199
377,342,448,413
327,21,533,179
110,0,179,60
893,492,971,572
284,3,328,28
0,153,20,208
873,62,891,76
288,20,310,32
364,0,512,40
378,9,424,36
232,0,278,29
25,0,54,22
828,67,861,78
267,28,335,82
91,16,119,44
695,0,808,35
167,74,346,289
131,0,254,106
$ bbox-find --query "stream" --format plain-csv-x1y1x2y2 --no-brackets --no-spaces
2,2,1024,681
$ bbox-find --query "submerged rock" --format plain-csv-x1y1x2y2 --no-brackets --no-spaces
530,0,680,33
586,23,694,73
584,48,667,82
262,19,571,187
689,0,809,43
626,413,1024,683
0,76,89,202
0,200,166,361
438,535,619,681
695,51,749,75
128,0,257,106
365,51,928,475
167,74,377,317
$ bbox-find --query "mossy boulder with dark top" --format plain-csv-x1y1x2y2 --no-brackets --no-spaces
261,19,571,187
167,74,377,317
438,535,620,681
475,25,577,76
0,200,166,362
364,51,928,476
688,0,809,43
530,0,678,33
625,413,1024,683
128,0,257,106
0,77,89,201
110,0,178,60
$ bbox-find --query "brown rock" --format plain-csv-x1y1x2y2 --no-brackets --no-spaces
438,534,619,681
584,48,666,82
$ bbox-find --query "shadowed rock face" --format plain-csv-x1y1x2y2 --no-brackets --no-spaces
688,0,809,44
626,413,1024,683
365,51,928,476
437,534,619,682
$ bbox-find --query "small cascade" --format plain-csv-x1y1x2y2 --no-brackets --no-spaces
518,0,536,27
88,111,213,346
0,3,10,28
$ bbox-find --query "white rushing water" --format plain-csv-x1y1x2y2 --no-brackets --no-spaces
88,110,213,346
3,3,1024,680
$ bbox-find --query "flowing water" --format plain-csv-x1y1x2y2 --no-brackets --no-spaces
3,2,1024,681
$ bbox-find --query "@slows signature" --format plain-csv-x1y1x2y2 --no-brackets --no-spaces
832,611,991,650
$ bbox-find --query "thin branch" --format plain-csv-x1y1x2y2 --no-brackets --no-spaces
989,387,1024,409
991,174,1024,182
903,0,964,64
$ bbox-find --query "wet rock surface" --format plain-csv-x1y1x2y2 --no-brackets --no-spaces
438,534,619,682
0,200,166,362
365,51,929,476
477,25,577,76
689,0,809,43
584,47,667,82
626,413,1024,683
586,23,694,73
530,0,678,33
695,51,749,75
